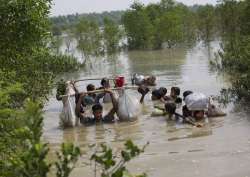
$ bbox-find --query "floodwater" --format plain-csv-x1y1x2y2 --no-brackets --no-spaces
43,41,250,177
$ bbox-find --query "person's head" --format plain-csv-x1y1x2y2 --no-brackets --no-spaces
175,97,182,104
146,75,156,86
92,104,103,120
151,87,167,100
159,87,167,96
193,110,205,120
183,90,193,100
101,78,110,88
170,87,180,98
151,89,161,100
86,84,96,97
86,84,95,91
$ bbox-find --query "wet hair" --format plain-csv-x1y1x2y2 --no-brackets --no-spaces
165,102,176,115
152,87,167,99
92,103,103,112
175,97,182,104
171,87,180,96
183,90,193,99
87,84,95,91
152,89,161,99
159,87,167,96
101,78,109,87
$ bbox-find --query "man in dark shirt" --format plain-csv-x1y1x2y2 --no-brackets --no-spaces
76,89,118,125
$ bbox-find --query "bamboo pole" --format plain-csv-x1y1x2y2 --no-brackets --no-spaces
60,86,140,98
74,77,115,83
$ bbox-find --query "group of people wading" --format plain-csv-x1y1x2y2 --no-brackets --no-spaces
61,74,226,127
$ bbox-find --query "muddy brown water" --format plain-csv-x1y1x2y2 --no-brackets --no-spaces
44,41,250,177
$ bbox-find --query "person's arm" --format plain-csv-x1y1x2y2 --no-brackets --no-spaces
138,86,149,103
75,94,93,124
95,92,105,104
160,97,166,103
72,81,81,105
75,92,86,117
103,89,118,121
72,81,79,93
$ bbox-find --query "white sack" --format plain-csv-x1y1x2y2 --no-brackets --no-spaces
132,74,144,85
60,81,78,127
117,90,141,121
185,93,209,111
103,93,112,103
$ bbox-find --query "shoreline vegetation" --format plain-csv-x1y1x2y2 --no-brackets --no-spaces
0,0,250,176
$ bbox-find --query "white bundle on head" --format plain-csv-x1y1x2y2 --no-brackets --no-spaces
185,93,209,111
117,90,141,121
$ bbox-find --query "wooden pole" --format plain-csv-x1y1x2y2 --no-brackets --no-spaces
60,86,139,98
74,77,115,83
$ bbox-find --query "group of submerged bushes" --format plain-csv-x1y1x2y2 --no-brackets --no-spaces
215,0,250,103
50,0,222,57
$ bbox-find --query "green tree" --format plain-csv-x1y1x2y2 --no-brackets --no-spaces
0,0,80,101
122,0,198,50
50,35,63,54
0,1,81,176
122,2,154,49
75,18,102,60
214,0,250,101
103,18,122,53
156,10,184,48
0,0,52,69
91,140,148,177
196,5,216,43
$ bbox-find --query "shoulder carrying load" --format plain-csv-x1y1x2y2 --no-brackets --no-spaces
117,90,141,121
185,93,209,111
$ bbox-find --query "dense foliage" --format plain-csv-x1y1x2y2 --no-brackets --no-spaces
122,0,198,49
75,18,103,57
91,140,148,177
103,18,123,53
0,0,81,176
216,0,250,101
49,0,219,53
50,11,124,34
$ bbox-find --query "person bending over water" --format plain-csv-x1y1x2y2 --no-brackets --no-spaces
151,87,168,101
149,86,182,104
164,87,182,104
182,90,226,120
